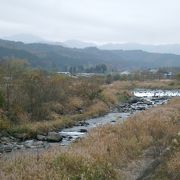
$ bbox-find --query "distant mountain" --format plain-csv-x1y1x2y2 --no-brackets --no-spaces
61,40,96,49
58,40,180,55
3,36,180,55
3,34,46,43
98,43,180,55
50,40,180,55
53,40,180,55
0,39,179,71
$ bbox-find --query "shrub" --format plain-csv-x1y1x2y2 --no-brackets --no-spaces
167,151,180,179
117,91,131,103
0,90,5,108
0,98,179,179
50,102,64,114
53,153,117,180
66,97,84,113
0,117,11,131
176,73,180,81
86,101,108,117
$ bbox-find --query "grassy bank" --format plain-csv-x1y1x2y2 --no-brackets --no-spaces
134,79,180,89
5,102,109,139
0,81,132,138
1,79,179,139
0,97,179,179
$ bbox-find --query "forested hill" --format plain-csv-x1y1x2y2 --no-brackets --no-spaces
0,39,180,70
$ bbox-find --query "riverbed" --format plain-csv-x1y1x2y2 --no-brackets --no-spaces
59,89,180,146
0,89,180,154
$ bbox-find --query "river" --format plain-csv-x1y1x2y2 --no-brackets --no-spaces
59,89,180,146
1,89,180,154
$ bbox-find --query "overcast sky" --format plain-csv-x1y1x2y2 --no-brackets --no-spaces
0,0,179,44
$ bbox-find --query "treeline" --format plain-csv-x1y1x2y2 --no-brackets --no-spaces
106,68,180,83
0,60,105,124
64,64,108,74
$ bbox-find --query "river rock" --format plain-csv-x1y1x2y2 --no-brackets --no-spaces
14,133,28,140
83,122,90,126
136,106,146,111
0,144,13,153
1,137,11,143
142,99,153,105
47,132,62,142
76,121,89,126
0,144,14,153
33,141,44,147
24,140,34,148
172,138,179,146
4,145,13,152
37,135,47,141
128,97,140,104
78,129,88,133
0,145,4,153
111,120,116,123
23,140,46,149
15,144,24,149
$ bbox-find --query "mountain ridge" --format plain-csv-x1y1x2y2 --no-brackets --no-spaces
2,34,180,55
0,39,179,71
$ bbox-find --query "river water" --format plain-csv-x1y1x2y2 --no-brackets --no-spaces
59,89,180,146
1,89,180,154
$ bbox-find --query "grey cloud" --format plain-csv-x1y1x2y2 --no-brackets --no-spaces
0,0,179,43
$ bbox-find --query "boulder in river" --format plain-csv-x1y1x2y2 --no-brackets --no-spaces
141,99,153,105
136,107,146,111
76,121,89,126
111,120,116,123
4,145,13,152
0,145,4,153
128,97,140,104
33,141,44,147
0,137,11,143
15,144,24,149
37,135,47,141
0,144,13,153
24,140,34,148
14,133,28,140
78,129,88,133
47,132,63,142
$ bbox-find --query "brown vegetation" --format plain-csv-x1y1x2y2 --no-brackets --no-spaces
0,61,135,138
1,97,179,179
1,60,179,138
134,79,180,89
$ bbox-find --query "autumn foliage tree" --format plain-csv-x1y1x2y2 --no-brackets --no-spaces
0,59,104,123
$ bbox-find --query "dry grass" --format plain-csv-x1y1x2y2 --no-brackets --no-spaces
7,116,74,138
85,100,108,117
1,97,179,179
152,123,180,180
167,151,180,178
101,81,133,105
66,97,84,113
72,98,180,167
0,118,11,132
0,148,117,180
6,100,109,138
134,80,180,89
3,81,133,138
152,149,180,180
2,80,179,138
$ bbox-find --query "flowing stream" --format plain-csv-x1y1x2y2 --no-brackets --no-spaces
1,89,180,154
59,89,180,146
